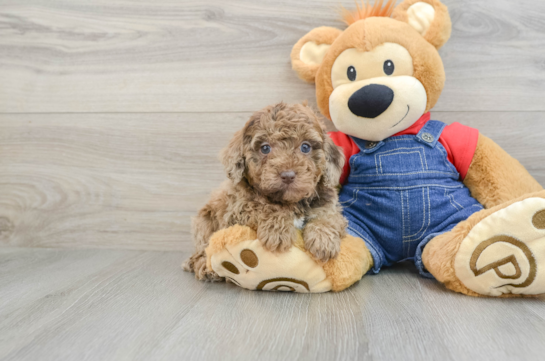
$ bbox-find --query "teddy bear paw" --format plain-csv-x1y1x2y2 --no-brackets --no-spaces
454,197,545,297
209,237,332,293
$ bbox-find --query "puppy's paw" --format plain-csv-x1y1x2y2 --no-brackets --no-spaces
304,225,341,263
258,226,296,253
182,251,223,282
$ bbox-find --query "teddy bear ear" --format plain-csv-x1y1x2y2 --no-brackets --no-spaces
392,0,452,49
291,26,343,83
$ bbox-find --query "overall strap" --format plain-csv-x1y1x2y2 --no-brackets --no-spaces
415,120,447,148
351,137,385,154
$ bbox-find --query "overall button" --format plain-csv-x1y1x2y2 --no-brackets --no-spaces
366,141,378,149
421,133,434,143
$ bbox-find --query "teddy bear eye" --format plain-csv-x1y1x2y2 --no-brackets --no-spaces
260,144,271,154
383,60,395,76
347,66,357,81
300,142,312,154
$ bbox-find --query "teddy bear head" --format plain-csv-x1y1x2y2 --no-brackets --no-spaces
291,0,452,141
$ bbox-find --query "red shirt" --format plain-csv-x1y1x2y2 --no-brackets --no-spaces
329,112,479,185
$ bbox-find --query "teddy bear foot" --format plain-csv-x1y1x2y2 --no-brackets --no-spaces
204,225,372,293
207,228,334,293
424,193,545,297
453,197,545,297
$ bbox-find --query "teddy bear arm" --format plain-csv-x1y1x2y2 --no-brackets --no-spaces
463,134,543,209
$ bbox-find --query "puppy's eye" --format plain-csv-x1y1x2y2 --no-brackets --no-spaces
347,66,357,81
260,144,271,155
383,60,394,76
300,142,312,154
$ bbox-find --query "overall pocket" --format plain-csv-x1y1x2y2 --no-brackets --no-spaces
375,147,428,175
339,187,358,207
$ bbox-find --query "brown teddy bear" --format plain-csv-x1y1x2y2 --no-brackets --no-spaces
289,0,545,297
205,0,545,296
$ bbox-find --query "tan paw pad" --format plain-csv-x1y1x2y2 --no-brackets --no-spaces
533,210,545,230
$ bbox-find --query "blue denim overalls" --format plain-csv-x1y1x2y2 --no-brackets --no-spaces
339,120,483,277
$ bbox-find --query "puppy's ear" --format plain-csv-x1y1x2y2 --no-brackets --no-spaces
291,27,342,83
322,135,345,188
220,129,246,184
392,0,451,49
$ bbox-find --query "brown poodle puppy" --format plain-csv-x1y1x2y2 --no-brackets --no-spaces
183,102,347,281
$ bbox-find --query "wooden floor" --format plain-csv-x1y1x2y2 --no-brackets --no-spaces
1,247,545,361
1,0,545,360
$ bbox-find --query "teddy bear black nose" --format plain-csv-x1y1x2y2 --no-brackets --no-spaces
348,84,394,118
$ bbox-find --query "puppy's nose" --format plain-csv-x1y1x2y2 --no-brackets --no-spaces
280,171,296,184
348,84,394,118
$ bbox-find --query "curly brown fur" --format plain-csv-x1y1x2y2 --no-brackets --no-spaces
183,102,347,281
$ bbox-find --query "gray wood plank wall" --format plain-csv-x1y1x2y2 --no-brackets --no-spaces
1,0,544,251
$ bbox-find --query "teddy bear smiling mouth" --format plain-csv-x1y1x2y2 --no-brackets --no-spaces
390,105,410,129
